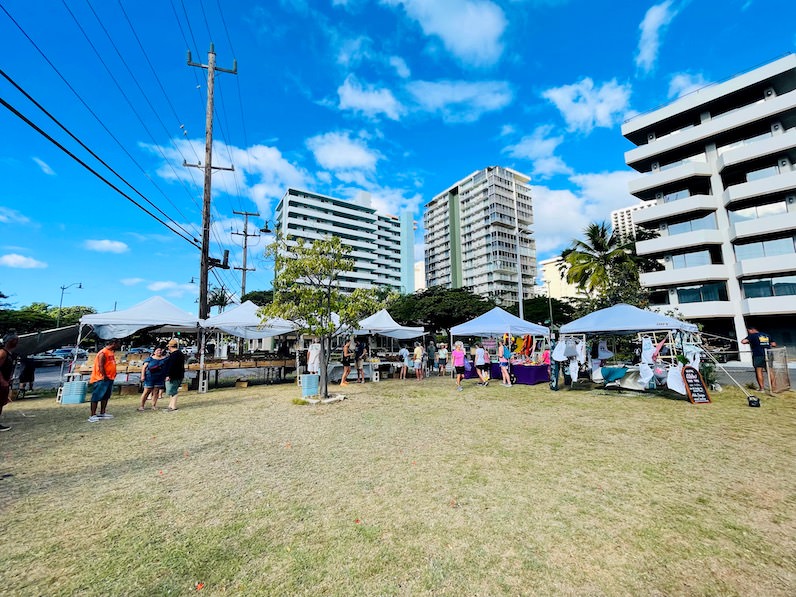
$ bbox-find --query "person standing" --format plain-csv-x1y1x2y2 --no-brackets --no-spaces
437,343,448,377
138,345,169,411
340,338,354,386
474,342,489,386
398,344,410,380
0,332,19,431
498,338,512,387
413,341,424,381
164,338,185,411
451,341,466,392
18,354,35,392
741,326,777,392
88,338,121,422
355,338,368,383
426,341,436,376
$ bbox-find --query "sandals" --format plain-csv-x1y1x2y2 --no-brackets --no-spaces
136,407,145,412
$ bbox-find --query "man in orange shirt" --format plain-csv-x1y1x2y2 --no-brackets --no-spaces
88,338,121,422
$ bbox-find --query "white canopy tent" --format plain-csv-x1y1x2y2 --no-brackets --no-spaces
354,309,424,340
79,296,200,339
200,301,297,339
559,303,698,335
450,307,549,338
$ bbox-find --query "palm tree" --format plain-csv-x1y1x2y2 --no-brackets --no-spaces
561,222,631,294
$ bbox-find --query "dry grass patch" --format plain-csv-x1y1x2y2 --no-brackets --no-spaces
1,377,794,596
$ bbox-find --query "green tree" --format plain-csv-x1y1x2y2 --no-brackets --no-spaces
261,235,384,400
240,290,274,306
208,286,234,313
505,296,576,328
561,222,630,294
388,286,494,334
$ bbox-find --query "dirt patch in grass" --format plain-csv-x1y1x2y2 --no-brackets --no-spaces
1,378,794,595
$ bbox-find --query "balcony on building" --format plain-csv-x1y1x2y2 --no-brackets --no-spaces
635,211,723,256
634,193,718,226
730,203,796,242
723,168,796,207
628,161,713,201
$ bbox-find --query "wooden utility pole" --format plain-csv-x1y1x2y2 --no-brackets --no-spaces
232,210,260,299
185,44,237,320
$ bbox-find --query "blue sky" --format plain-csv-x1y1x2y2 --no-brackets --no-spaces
1,0,794,316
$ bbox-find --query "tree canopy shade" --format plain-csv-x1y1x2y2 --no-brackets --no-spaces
387,286,495,334
240,290,273,306
505,296,576,328
0,302,96,335
261,235,387,399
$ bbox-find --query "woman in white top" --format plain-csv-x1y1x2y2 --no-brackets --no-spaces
474,342,489,386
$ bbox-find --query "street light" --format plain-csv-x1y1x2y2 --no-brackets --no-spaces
57,282,82,327
546,280,554,331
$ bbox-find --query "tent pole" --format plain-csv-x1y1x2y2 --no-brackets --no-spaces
198,327,208,393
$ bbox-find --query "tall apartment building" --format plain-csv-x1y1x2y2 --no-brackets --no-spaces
610,203,655,239
622,53,796,358
538,256,582,300
424,166,536,306
275,188,408,294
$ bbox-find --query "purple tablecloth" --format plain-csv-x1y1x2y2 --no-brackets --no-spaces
464,363,549,385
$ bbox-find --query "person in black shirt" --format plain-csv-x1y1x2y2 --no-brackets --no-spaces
164,338,186,411
741,326,777,392
355,338,368,384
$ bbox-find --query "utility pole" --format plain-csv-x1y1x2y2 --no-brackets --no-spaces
232,210,260,299
185,43,237,320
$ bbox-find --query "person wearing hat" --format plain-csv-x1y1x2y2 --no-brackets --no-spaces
164,338,185,411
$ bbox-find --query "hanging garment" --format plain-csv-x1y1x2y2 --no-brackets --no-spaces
568,358,579,383
653,363,668,385
651,337,668,362
638,363,654,385
641,336,655,364
552,340,567,362
597,340,613,360
563,338,578,358
667,363,687,395
576,340,587,364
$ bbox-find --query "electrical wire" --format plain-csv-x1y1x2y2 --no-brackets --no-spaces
0,95,200,249
0,68,199,244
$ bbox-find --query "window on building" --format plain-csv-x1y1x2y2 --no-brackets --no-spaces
742,275,796,298
662,189,691,203
746,165,780,182
668,212,717,235
671,250,712,269
677,282,728,303
735,236,796,260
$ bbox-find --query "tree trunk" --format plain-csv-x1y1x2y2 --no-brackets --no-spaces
319,335,330,400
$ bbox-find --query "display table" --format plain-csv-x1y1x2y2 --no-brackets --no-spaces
464,362,549,385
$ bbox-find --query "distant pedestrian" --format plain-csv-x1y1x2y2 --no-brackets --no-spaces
164,338,185,411
398,344,410,380
340,338,354,386
426,341,436,375
437,343,448,376
88,338,121,422
451,341,466,392
18,354,35,391
413,341,424,380
741,326,777,392
498,338,512,387
474,342,489,386
0,332,19,431
355,338,368,383
138,345,168,411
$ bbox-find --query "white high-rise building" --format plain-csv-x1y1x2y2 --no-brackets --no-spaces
424,166,535,306
274,188,407,294
610,203,655,239
622,53,796,358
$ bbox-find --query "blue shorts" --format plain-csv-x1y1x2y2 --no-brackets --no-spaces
500,362,509,368
165,379,182,396
91,379,114,402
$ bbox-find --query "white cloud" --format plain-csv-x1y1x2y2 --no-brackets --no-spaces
635,0,679,74
0,253,47,268
668,72,709,98
84,240,129,253
389,56,411,78
121,278,144,286
532,170,638,256
306,131,380,171
338,75,405,120
503,125,572,179
32,157,55,176
0,207,30,225
406,80,513,123
147,281,198,299
542,78,631,133
336,36,372,68
382,0,507,67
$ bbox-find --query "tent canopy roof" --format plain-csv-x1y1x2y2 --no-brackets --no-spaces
355,309,424,339
450,307,549,337
79,296,199,339
559,303,698,335
201,301,296,339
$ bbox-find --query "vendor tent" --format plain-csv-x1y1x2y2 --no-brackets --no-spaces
559,303,698,334
201,301,296,339
354,309,424,339
450,307,549,337
79,296,200,339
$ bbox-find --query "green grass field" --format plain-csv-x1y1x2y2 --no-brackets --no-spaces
1,377,794,596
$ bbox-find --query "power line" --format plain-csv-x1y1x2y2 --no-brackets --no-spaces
0,95,200,249
0,68,199,244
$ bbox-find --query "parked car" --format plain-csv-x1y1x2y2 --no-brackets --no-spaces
52,347,88,359
30,351,63,367
128,347,153,354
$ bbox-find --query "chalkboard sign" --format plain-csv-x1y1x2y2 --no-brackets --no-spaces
682,365,711,404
